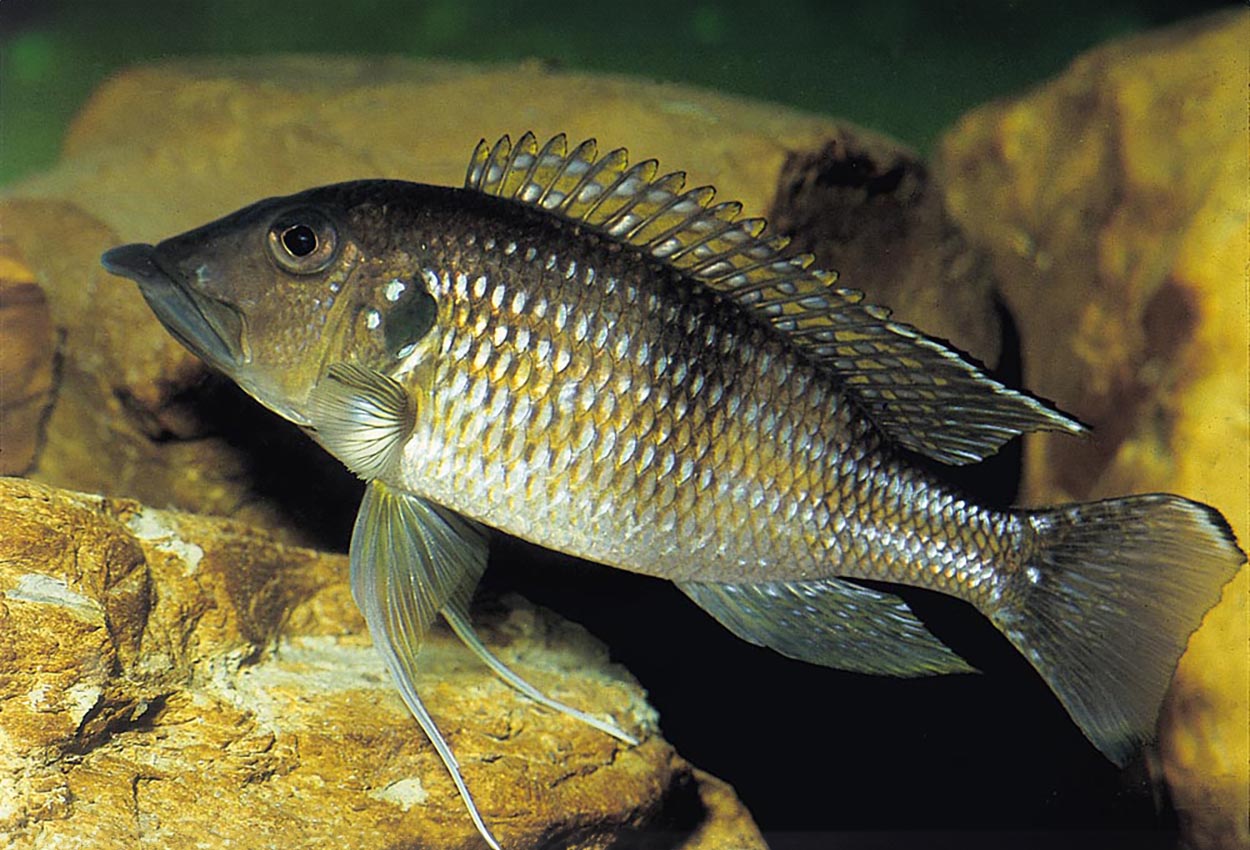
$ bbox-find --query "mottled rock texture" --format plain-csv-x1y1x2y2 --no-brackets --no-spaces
937,10,1249,849
0,242,54,475
0,56,999,549
0,477,764,850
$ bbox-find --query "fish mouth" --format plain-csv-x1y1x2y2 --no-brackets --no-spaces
101,243,246,372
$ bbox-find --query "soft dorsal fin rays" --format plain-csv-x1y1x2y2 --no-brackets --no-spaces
678,577,976,676
466,132,1086,465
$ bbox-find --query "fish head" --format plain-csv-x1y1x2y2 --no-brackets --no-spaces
101,183,441,427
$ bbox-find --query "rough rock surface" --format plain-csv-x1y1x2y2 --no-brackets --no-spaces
0,242,54,475
937,10,1249,849
0,476,765,850
0,56,1000,548
768,133,1001,366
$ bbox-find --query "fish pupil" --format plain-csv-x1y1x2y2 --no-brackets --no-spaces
281,225,318,257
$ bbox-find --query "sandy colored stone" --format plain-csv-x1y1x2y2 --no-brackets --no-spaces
1161,568,1250,850
768,133,1001,365
0,56,1000,548
0,476,769,849
0,242,54,475
936,10,1249,849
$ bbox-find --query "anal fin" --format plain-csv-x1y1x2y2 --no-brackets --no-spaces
678,577,975,676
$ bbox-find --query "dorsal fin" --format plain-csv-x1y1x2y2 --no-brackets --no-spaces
466,133,1085,465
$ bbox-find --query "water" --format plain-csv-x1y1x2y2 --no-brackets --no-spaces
1,0,1237,840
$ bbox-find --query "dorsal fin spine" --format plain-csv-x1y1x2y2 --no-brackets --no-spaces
464,138,489,188
713,261,805,297
603,170,682,236
629,185,714,244
666,216,748,262
466,132,1087,464
632,189,700,242
484,135,512,188
509,132,542,199
533,134,572,207
680,229,768,273
762,285,841,309
508,132,543,200
575,151,639,221
569,149,622,208
544,137,597,211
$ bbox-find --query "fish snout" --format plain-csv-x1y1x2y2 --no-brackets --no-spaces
100,242,245,373
101,243,161,282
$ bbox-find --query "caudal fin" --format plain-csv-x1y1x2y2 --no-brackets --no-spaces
992,494,1244,766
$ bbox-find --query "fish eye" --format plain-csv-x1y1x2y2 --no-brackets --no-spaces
267,208,339,274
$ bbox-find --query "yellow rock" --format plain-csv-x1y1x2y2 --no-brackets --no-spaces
937,10,1250,849
0,477,761,849
0,242,54,475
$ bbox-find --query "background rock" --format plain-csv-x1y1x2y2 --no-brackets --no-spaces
936,10,1249,849
0,242,54,475
768,131,1001,366
0,476,765,849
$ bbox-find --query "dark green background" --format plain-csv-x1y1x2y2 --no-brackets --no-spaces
0,0,1234,185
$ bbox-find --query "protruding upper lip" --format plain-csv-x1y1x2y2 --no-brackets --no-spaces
101,243,245,371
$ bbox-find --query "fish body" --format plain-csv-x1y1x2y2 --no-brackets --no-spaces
378,185,1005,595
102,133,1245,849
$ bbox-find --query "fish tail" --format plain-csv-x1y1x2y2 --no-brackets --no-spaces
991,494,1244,765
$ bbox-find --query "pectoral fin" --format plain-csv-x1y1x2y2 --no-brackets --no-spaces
349,480,500,849
308,362,414,480
678,577,975,676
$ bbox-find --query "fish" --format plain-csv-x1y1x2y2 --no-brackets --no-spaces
101,132,1245,848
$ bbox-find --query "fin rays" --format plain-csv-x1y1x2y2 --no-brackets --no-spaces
998,495,1245,765
441,602,638,746
467,132,1085,464
678,577,976,676
308,362,414,480
349,481,499,847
